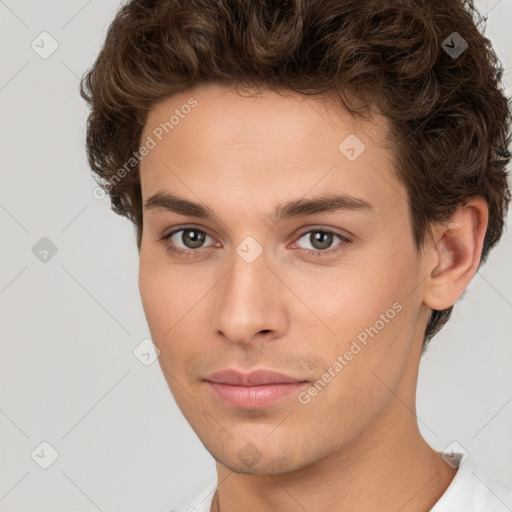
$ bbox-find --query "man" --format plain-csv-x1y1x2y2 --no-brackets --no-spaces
80,0,512,510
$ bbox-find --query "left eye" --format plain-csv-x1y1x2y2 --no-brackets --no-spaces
293,229,348,253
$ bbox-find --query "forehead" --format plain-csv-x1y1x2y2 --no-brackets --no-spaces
142,83,387,151
139,84,404,220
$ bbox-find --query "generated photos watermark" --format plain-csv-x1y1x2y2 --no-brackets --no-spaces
298,301,403,405
93,97,198,200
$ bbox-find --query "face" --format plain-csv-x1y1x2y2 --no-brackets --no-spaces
138,84,431,475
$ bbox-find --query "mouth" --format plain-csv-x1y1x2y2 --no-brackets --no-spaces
203,368,309,409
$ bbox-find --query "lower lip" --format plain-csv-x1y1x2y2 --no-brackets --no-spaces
205,381,308,409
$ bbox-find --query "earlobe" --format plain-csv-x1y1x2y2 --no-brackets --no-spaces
423,197,488,311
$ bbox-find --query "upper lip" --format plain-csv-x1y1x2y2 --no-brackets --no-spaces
204,369,308,386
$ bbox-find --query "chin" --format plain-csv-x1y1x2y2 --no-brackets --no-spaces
218,453,307,476
207,436,321,476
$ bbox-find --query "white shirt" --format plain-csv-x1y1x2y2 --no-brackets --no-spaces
169,454,512,511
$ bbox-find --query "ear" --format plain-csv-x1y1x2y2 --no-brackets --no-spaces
422,197,488,311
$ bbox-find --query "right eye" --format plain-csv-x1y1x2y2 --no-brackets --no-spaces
160,226,218,258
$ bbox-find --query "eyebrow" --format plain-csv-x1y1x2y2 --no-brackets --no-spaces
143,190,373,224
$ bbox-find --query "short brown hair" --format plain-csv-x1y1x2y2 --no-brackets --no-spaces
80,0,511,348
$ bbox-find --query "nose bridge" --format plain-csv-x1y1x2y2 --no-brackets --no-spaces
214,246,286,343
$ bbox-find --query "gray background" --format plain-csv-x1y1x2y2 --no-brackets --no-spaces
1,1,511,511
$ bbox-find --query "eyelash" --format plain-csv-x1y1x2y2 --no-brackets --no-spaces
159,225,351,259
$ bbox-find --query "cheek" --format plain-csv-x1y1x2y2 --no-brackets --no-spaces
284,243,419,387
285,245,416,340
138,257,169,338
138,254,185,356
290,278,417,440
138,264,196,410
138,253,213,374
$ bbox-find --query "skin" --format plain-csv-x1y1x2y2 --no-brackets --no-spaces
137,83,488,511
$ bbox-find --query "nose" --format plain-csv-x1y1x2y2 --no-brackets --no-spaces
213,248,289,346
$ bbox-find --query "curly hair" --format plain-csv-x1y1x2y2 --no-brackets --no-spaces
79,0,511,348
